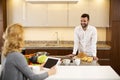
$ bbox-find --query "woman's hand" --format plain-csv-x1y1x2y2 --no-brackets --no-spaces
47,66,56,76
40,63,45,70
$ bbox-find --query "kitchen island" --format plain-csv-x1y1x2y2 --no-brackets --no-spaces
30,65,120,80
0,64,120,80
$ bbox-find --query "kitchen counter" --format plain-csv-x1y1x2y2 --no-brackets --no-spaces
24,41,111,50
30,65,120,80
0,65,119,80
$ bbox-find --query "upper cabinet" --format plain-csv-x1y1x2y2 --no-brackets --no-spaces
69,0,109,27
110,0,120,21
7,0,110,27
68,0,88,26
25,3,48,26
48,4,67,26
88,0,109,27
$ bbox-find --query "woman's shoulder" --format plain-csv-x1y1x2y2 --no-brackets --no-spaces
8,52,24,59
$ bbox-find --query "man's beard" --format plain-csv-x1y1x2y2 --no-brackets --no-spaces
81,23,88,28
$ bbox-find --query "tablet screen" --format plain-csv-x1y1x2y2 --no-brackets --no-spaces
43,57,59,68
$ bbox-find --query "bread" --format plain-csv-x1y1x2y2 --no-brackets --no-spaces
87,57,93,63
81,56,88,61
77,52,87,58
76,52,93,63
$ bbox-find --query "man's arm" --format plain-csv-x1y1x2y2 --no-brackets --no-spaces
66,27,79,57
91,27,97,57
72,27,79,55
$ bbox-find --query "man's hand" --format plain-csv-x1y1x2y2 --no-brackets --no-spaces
93,56,98,60
66,54,75,58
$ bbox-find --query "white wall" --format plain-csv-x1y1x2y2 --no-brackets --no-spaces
24,27,106,41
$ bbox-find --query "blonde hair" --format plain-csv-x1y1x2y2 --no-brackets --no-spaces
2,24,24,56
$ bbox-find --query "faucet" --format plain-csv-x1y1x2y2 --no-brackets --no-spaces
55,32,60,46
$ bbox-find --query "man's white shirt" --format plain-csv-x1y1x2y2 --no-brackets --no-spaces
72,25,97,57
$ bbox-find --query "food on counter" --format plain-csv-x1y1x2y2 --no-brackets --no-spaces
62,59,71,65
37,55,47,64
27,53,48,64
81,56,93,63
29,56,38,63
81,56,88,61
74,52,94,63
77,52,87,58
87,57,93,63
25,54,35,64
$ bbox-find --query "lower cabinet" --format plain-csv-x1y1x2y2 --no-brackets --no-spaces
97,50,111,65
24,49,72,55
24,48,110,65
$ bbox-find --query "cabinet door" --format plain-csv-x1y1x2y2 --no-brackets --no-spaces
69,0,109,27
48,4,67,26
0,0,5,51
111,21,120,70
68,0,88,26
110,0,120,21
97,50,110,65
7,1,48,26
88,0,109,27
25,3,48,26
0,10,2,21
0,21,3,50
25,49,72,55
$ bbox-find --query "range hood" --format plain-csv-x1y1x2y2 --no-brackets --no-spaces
26,0,79,2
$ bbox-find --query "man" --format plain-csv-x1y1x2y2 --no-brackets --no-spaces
68,13,98,60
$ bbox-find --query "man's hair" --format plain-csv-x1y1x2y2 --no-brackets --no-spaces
81,13,90,20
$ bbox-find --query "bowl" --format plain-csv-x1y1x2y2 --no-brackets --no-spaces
62,59,71,65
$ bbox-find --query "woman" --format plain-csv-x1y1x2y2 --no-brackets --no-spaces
0,24,56,80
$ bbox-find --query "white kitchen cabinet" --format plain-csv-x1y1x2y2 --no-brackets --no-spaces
7,0,24,25
68,0,88,27
88,0,109,27
47,4,67,26
7,0,110,27
68,0,109,27
23,3,48,26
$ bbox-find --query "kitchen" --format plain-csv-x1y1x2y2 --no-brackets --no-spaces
0,0,120,79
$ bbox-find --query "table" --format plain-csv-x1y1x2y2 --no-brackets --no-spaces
31,65,120,80
1,65,120,80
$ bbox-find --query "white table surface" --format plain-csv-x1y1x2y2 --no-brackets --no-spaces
30,65,120,80
0,65,120,80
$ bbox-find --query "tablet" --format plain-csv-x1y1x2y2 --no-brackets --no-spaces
43,57,60,69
